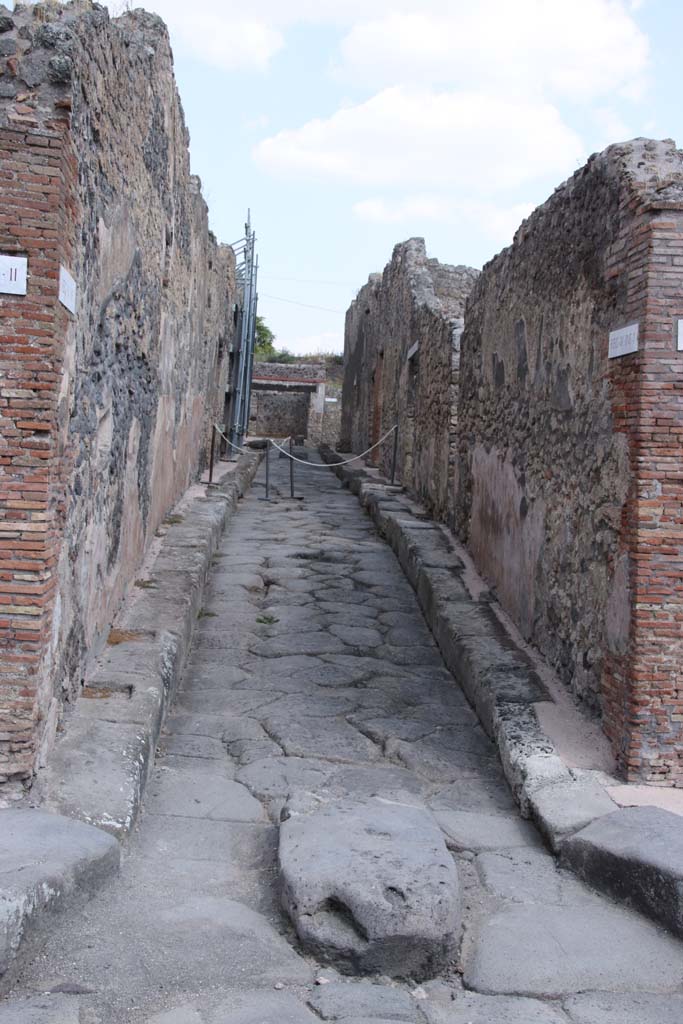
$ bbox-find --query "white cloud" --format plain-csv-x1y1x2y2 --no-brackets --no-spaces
100,0,452,72
254,87,584,191
337,1,649,101
353,195,535,247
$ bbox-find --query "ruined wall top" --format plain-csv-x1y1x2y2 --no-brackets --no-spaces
500,138,683,267
348,239,478,327
0,3,170,117
253,362,326,383
0,2,205,196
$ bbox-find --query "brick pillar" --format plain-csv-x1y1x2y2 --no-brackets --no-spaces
0,125,76,785
603,195,683,785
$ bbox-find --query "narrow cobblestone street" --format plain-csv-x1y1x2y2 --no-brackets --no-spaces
6,454,683,1024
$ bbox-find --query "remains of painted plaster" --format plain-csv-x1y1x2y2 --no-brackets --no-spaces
342,239,478,523
0,3,237,788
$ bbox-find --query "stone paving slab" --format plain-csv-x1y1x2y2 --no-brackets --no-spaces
464,902,683,996
434,809,541,852
306,980,421,1020
563,990,683,1023
0,994,81,1023
421,989,568,1024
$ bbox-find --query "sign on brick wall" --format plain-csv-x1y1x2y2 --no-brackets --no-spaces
608,323,639,359
59,266,77,314
0,254,28,295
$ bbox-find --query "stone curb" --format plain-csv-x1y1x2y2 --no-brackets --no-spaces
0,809,120,985
36,452,261,840
320,446,683,940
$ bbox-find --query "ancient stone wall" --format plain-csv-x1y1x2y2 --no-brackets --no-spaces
457,139,683,784
250,362,327,443
342,240,477,522
250,390,310,439
320,381,342,447
0,2,237,786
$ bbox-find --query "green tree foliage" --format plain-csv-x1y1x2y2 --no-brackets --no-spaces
254,315,276,360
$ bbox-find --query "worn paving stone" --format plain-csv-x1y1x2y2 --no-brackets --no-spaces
132,815,275,869
464,903,683,996
429,777,515,814
421,989,568,1023
476,848,597,906
280,795,461,979
563,991,683,1024
388,729,499,783
250,632,349,658
210,991,318,1023
147,1005,203,1023
159,733,227,760
261,714,380,763
434,809,541,852
307,980,420,1020
0,995,81,1023
236,756,336,813
329,624,385,648
145,767,265,822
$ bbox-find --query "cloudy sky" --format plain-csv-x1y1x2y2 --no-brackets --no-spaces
43,2,683,351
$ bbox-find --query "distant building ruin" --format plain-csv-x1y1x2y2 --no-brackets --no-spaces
249,362,340,446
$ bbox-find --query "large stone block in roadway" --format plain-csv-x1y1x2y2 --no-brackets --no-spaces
279,795,461,979
464,903,683,997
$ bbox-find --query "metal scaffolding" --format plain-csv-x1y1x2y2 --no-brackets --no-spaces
229,212,258,449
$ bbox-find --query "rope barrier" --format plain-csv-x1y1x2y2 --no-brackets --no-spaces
212,423,397,469
268,425,397,467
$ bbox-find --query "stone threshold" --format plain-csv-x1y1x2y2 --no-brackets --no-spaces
320,445,683,944
0,452,261,988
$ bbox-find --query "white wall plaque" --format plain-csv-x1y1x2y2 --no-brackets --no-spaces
677,319,683,352
0,254,27,295
58,265,77,314
608,323,639,359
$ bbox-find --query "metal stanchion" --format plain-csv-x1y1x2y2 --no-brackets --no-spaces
289,436,295,499
264,438,270,499
208,425,216,484
390,425,399,485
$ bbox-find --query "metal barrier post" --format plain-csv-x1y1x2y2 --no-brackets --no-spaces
209,425,216,484
289,437,295,499
265,438,270,499
390,425,399,485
